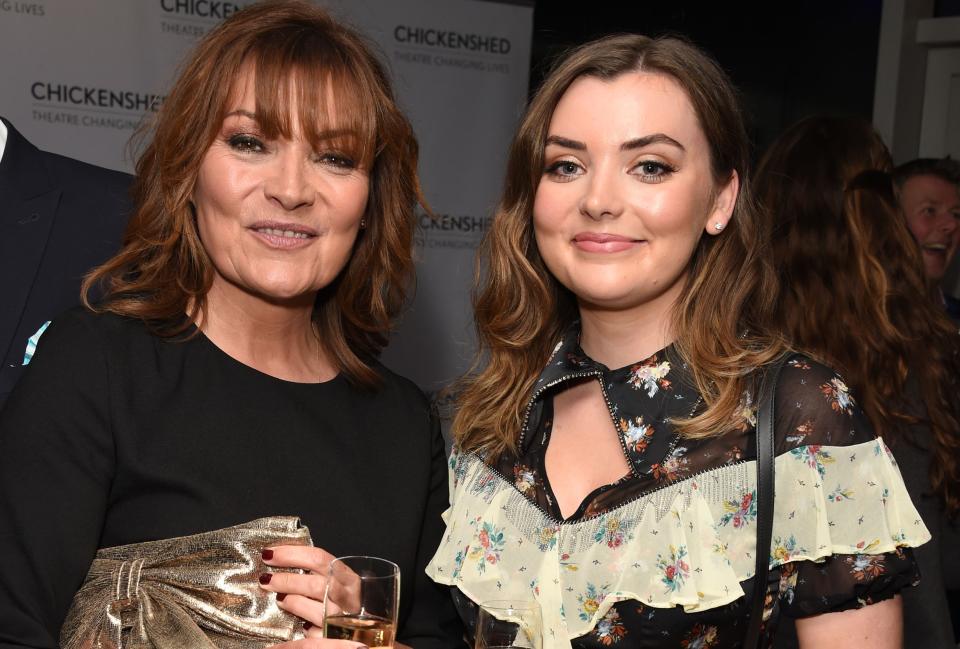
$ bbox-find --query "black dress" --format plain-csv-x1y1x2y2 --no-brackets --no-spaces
0,307,463,649
427,328,927,648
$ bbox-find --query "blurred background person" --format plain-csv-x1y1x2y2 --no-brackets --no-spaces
0,116,132,410
756,115,960,649
0,2,461,647
892,158,960,323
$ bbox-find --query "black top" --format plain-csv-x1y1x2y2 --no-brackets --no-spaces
0,117,132,409
943,292,960,326
0,307,463,648
893,429,960,647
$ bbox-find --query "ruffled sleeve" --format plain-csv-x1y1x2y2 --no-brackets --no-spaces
770,356,926,617
777,549,919,617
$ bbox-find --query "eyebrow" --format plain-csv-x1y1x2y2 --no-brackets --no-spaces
622,133,685,152
221,111,360,141
544,135,585,150
544,133,686,152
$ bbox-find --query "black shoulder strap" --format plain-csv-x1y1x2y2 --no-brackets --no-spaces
744,355,789,648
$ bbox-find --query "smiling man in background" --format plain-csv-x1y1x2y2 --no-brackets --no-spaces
894,157,960,322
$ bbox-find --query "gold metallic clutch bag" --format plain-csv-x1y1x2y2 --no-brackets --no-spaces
61,516,313,649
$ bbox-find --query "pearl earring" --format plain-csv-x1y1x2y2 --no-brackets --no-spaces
360,218,366,229
714,222,724,231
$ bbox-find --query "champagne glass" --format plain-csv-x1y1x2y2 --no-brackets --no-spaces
474,600,542,649
322,556,400,647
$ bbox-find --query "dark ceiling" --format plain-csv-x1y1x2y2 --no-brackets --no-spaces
529,1,884,158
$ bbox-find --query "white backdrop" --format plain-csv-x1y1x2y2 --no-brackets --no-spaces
0,0,533,408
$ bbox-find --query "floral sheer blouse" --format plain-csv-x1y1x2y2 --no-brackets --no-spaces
427,330,929,648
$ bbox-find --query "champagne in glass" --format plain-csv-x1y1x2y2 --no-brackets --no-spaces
474,600,542,649
322,555,400,648
323,612,395,645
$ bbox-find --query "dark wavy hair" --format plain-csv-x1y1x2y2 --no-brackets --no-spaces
82,0,421,387
756,115,960,514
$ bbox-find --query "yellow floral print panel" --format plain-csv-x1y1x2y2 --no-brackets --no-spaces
426,438,930,649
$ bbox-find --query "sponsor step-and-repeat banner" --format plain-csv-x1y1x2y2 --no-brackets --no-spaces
0,0,534,424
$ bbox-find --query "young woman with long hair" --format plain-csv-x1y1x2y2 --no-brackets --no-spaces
426,36,928,649
756,115,960,648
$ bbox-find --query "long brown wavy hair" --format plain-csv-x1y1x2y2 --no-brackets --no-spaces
756,115,960,514
82,0,421,387
454,35,788,458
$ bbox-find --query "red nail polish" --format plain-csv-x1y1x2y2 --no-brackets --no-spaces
277,593,286,602
261,549,274,561
259,573,272,585
303,621,313,631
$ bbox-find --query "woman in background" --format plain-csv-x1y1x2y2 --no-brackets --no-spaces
0,2,461,647
756,115,960,648
427,35,928,648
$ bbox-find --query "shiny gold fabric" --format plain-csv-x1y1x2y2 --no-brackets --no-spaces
61,516,313,649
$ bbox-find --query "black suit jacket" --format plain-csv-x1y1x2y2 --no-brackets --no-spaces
0,117,132,409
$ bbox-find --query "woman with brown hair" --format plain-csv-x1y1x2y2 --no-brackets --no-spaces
755,115,960,648
426,36,928,648
0,2,461,647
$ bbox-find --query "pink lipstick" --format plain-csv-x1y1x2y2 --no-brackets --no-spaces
248,221,319,250
573,232,640,253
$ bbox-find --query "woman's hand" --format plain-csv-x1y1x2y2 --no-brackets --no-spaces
261,546,412,649
795,595,903,648
270,642,412,649
260,545,336,634
270,641,367,649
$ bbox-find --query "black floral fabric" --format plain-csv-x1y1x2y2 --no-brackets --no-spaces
453,329,921,648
